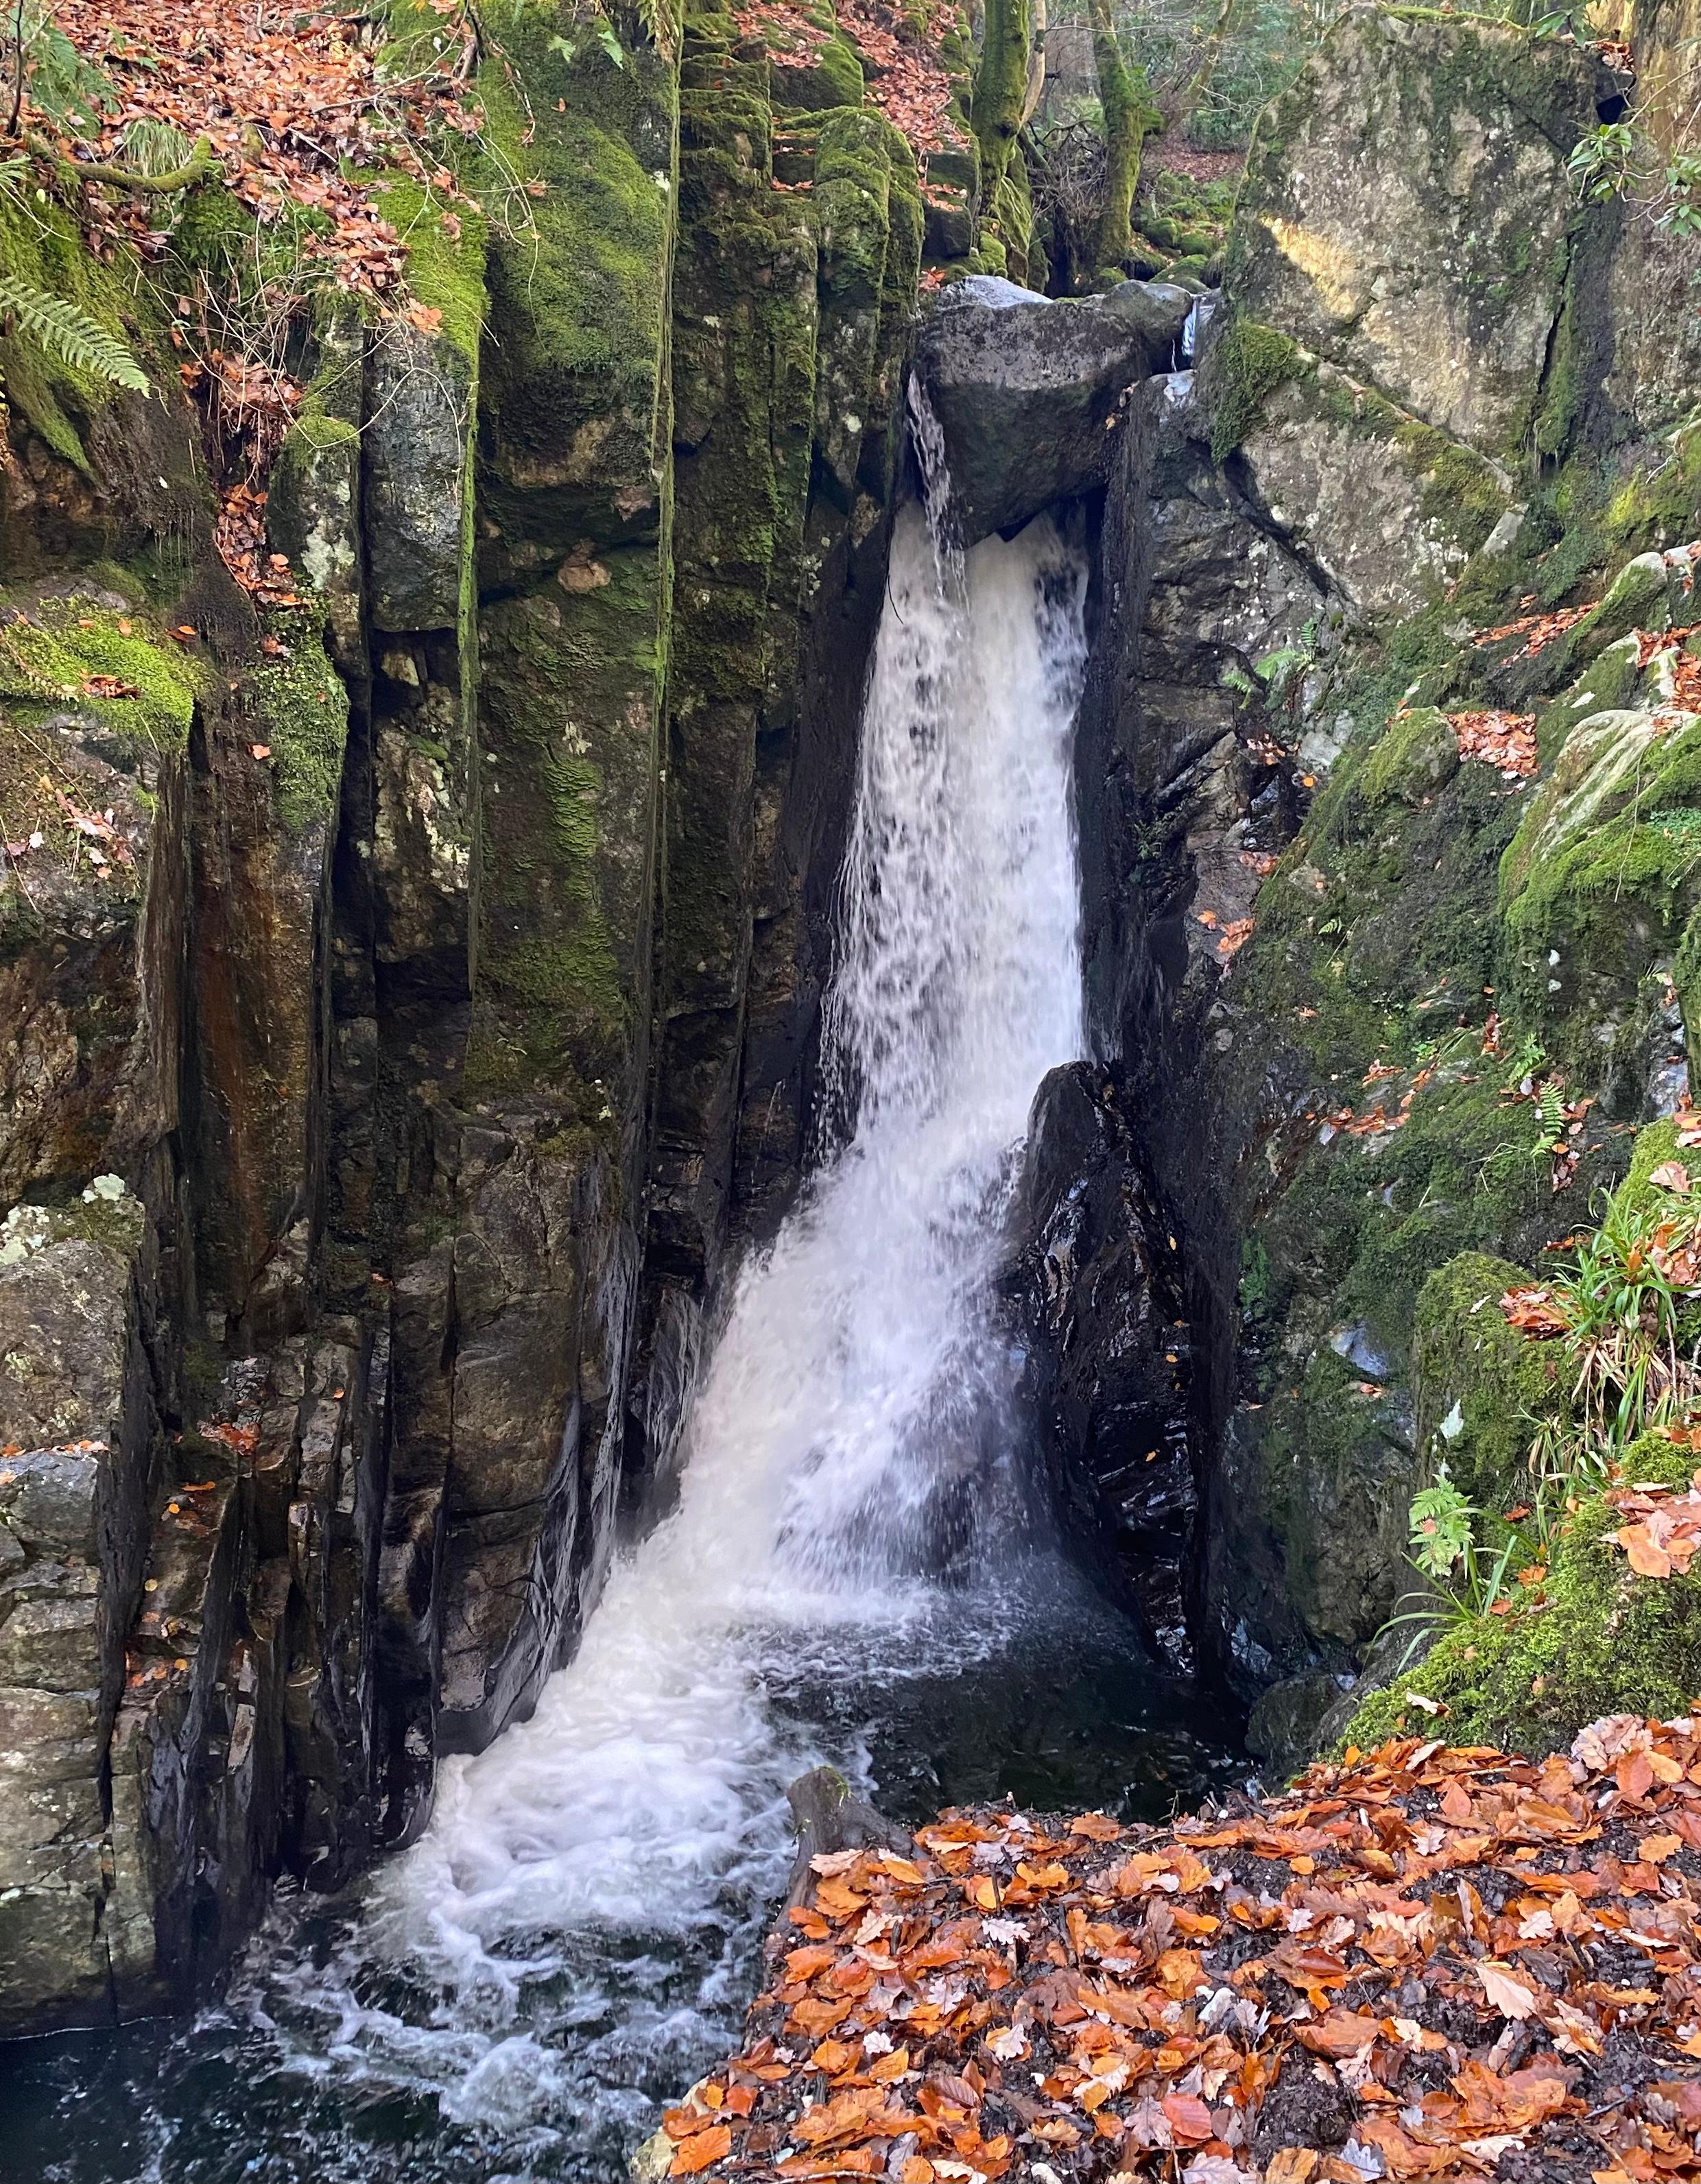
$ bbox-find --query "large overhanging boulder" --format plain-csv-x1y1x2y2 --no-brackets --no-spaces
914,275,1193,544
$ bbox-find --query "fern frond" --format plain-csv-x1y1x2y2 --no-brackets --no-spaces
0,275,150,393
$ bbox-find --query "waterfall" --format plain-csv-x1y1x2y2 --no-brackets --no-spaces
208,480,1094,2174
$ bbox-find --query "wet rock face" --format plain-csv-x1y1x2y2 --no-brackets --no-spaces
914,275,1193,542
627,8,924,1501
1076,371,1321,1063
1045,0,1686,1748
1230,367,1514,620
0,1196,154,2034
1003,1064,1199,1674
0,0,925,2035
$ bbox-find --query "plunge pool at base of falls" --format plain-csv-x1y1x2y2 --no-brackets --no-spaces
0,1568,1244,2184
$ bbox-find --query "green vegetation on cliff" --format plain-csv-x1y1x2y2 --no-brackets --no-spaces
1346,1435,1701,1758
0,594,202,754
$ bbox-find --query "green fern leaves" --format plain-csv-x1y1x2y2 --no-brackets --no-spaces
0,274,150,394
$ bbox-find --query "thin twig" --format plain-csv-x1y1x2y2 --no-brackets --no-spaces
5,0,26,142
0,778,43,909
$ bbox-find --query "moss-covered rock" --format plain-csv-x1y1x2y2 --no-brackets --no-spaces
475,29,675,549
1341,1434,1701,1757
1204,317,1300,464
0,588,196,1214
0,592,202,760
1235,360,1512,619
813,108,918,505
1500,708,1701,1092
0,193,168,474
1226,5,1608,460
1412,1251,1567,1508
466,21,674,1120
1359,704,1460,808
243,622,351,835
264,298,368,667
364,184,487,636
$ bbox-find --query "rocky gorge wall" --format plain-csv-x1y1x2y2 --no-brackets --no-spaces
1006,0,1701,1775
0,0,947,2035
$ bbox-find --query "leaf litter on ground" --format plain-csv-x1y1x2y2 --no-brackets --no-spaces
19,2,488,597
667,1718,1701,2183
22,0,477,300
1449,710,1538,780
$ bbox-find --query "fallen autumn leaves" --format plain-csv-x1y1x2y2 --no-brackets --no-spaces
1448,711,1537,782
665,1718,1701,2183
22,0,476,298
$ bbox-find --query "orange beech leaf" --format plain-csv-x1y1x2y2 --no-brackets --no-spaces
1501,1285,1571,1337
1217,916,1256,960
669,2124,732,2174
1069,1812,1121,1842
1160,2091,1215,2144
1475,1961,1541,2018
1267,2155,1322,2184
1297,2010,1383,2057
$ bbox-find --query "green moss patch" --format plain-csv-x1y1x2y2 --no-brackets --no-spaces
243,619,350,832
0,194,167,466
0,595,202,753
370,175,489,373
1206,315,1301,461
1342,1434,1701,1759
1412,1251,1568,1509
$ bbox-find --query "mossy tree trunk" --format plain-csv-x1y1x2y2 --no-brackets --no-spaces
1020,0,1047,128
972,0,1030,268
1089,0,1143,278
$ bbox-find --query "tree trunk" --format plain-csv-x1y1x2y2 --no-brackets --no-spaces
1020,0,1047,129
973,0,1031,267
1089,0,1143,276
1171,0,1240,139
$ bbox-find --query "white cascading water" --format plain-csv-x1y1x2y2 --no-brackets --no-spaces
217,455,1093,2174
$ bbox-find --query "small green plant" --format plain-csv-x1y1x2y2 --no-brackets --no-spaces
1525,1407,1610,1550
1388,1157,1701,1675
0,273,148,391
1568,119,1638,203
1477,1085,1567,1195
117,117,195,181
1499,1030,1548,1094
1252,620,1320,713
1239,1234,1270,1317
1663,153,1701,241
1381,1461,1525,1670
1525,1173,1701,1519
1407,1460,1476,1581
1556,1186,1700,1454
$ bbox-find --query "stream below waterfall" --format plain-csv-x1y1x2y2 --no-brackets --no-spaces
0,485,1244,2184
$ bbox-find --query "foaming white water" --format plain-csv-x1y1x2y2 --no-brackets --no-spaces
254,496,1090,2166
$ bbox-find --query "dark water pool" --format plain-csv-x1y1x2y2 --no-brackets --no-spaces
0,1567,1245,2184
